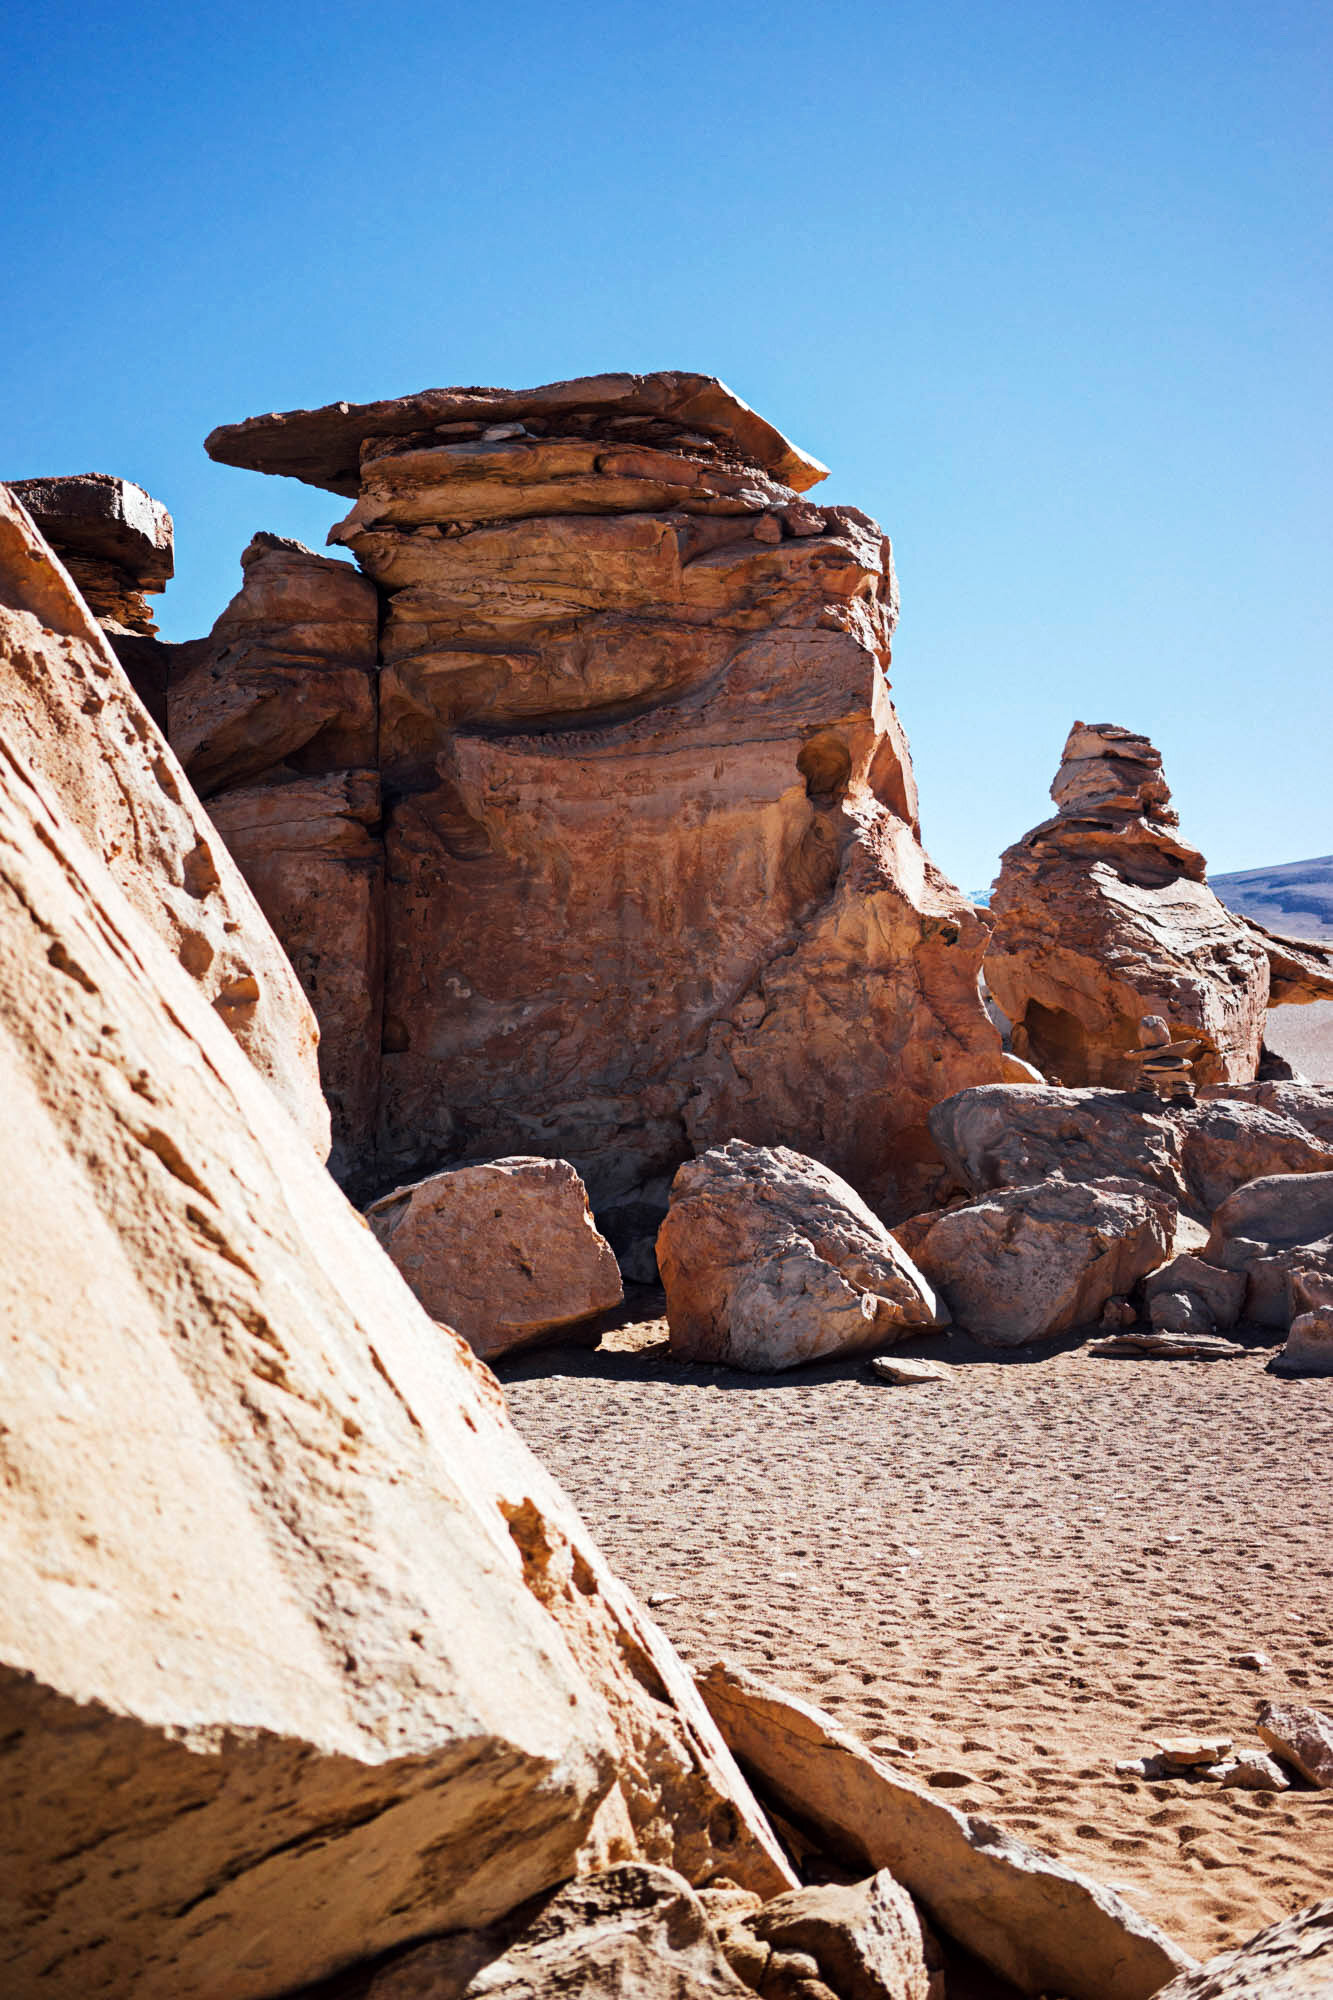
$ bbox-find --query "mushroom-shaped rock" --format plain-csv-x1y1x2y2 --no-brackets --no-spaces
366,1157,623,1360
656,1141,943,1370
904,1178,1175,1346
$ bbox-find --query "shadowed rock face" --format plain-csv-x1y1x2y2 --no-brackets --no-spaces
199,374,1004,1228
7,471,173,635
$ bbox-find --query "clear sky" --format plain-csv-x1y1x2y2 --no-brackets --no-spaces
3,1,1329,892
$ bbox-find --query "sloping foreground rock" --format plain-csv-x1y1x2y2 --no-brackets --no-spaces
1153,1897,1333,2000
366,1157,623,1359
359,1865,753,1999
901,1178,1174,1345
0,481,329,1155
205,372,1005,1226
0,616,792,1993
657,1141,943,1369
698,1662,1195,2000
986,722,1333,1089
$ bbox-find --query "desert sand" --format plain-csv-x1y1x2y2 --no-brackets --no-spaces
500,1308,1333,1966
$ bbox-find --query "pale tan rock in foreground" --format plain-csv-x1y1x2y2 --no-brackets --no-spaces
698,1660,1195,2000
905,1178,1175,1346
366,1156,624,1359
1258,1701,1333,1788
0,602,792,1994
0,480,330,1154
657,1140,943,1370
1153,1897,1333,1999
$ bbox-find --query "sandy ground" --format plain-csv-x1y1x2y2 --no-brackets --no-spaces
498,1309,1333,1966
1266,1000,1333,1082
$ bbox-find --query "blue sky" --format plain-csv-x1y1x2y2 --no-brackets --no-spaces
3,1,1329,891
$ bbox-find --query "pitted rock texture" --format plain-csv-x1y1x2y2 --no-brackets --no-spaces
0,567,794,1995
0,483,329,1154
1153,1898,1333,2000
200,374,1004,1222
657,1140,943,1370
7,471,173,635
1202,1172,1333,1328
986,722,1332,1090
903,1177,1176,1346
366,1156,623,1360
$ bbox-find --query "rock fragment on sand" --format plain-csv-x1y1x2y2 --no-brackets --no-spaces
1152,1896,1333,1999
698,1659,1196,2000
1201,1750,1289,1792
1258,1701,1333,1788
1156,1736,1233,1769
868,1355,949,1384
657,1140,944,1371
365,1156,623,1360
1273,1304,1333,1374
1088,1329,1249,1360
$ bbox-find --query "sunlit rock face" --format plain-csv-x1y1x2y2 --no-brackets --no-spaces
207,372,1004,1234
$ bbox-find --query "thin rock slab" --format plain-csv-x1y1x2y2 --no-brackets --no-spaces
1152,1897,1333,2000
868,1355,950,1385
366,1156,623,1360
905,1177,1175,1347
656,1140,944,1370
362,1865,754,2000
1257,1701,1333,1788
713,1869,944,2000
698,1661,1196,2000
1088,1330,1249,1360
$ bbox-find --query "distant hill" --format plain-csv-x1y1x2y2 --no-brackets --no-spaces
1211,854,1333,944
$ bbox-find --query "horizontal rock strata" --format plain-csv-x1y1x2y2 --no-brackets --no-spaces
202,374,1004,1226
7,471,173,635
986,722,1333,1090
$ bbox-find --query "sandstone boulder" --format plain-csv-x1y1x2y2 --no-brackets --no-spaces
1202,1172,1333,1327
1257,1702,1333,1788
1276,1306,1333,1372
363,1865,754,2000
0,581,794,1993
1153,1899,1333,2000
1143,1254,1246,1334
929,1082,1184,1201
366,1156,624,1359
699,1661,1195,2000
0,481,329,1153
905,1178,1175,1345
656,1140,943,1370
986,723,1274,1089
714,1870,943,2000
1176,1096,1333,1213
7,470,173,634
201,372,1005,1226
1202,1079,1333,1146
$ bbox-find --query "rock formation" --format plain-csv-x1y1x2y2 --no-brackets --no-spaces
1202,1171,1333,1327
0,483,329,1154
7,471,173,635
0,498,797,1999
366,1156,623,1359
986,722,1333,1089
1153,1897,1333,2000
656,1140,943,1369
204,371,1005,1234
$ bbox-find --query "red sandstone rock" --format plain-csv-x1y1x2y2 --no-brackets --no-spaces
7,471,173,634
1202,1171,1333,1326
656,1140,944,1370
168,533,377,797
986,724,1273,1088
906,1178,1175,1345
203,375,1003,1221
365,1157,623,1359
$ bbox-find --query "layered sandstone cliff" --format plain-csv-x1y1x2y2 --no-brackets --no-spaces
205,371,1005,1235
